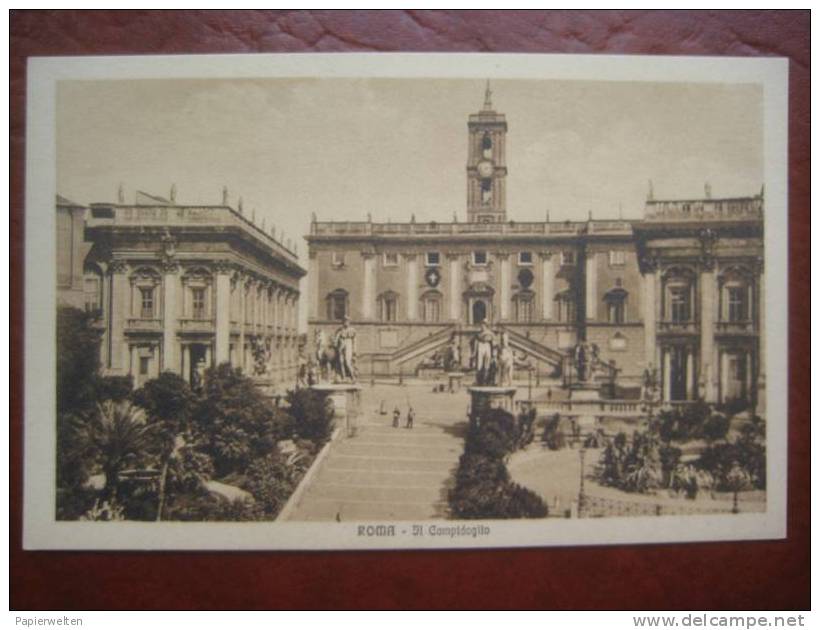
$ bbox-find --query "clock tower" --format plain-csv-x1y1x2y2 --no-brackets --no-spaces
467,81,508,223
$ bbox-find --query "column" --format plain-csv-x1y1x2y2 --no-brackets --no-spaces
448,254,461,321
406,254,418,320
585,251,598,321
308,252,319,319
108,261,129,372
756,263,766,414
161,263,179,372
541,252,553,320
181,344,190,382
685,348,694,400
238,275,246,371
643,268,656,368
700,266,716,401
662,348,671,402
499,253,510,321
214,262,231,365
362,253,375,320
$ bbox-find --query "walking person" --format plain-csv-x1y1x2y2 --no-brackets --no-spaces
392,405,401,428
406,405,415,429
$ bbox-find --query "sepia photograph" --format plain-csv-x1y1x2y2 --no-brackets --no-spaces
23,52,788,550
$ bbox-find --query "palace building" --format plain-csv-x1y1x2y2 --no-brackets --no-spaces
305,85,765,408
57,189,306,391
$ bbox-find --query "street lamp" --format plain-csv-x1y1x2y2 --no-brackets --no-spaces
578,447,586,517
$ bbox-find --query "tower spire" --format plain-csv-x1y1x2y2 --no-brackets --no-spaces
483,79,493,110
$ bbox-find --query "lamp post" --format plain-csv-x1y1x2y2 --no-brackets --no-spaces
528,365,533,401
578,447,586,517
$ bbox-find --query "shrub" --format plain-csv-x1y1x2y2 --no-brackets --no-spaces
194,363,290,477
466,408,520,460
701,411,730,442
95,375,133,402
449,452,547,520
697,415,766,490
56,307,101,415
541,413,565,450
163,490,263,522
243,452,304,518
286,388,333,444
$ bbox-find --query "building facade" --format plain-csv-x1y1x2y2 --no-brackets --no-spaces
306,87,765,408
58,191,306,391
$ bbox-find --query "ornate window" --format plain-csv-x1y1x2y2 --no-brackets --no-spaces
130,267,161,319
472,251,488,266
383,252,399,267
513,291,535,323
139,287,155,319
420,290,442,323
555,289,576,323
182,267,213,321
518,251,533,266
719,266,754,323
192,287,206,320
378,290,399,323
608,250,625,267
560,251,576,267
83,264,103,314
426,251,440,267
604,286,628,324
326,288,349,321
331,251,345,267
662,267,696,323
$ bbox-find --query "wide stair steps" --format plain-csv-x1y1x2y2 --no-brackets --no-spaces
284,415,466,522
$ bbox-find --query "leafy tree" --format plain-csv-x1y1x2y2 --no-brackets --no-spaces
243,452,305,517
193,363,288,477
56,306,101,415
466,408,520,460
95,375,133,402
132,371,200,520
286,388,332,444
71,400,157,501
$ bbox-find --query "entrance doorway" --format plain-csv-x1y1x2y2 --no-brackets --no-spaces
189,343,208,388
669,346,689,401
472,299,487,324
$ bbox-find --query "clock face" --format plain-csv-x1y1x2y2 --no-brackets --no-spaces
477,160,494,179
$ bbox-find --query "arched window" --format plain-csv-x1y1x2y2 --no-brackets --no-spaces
719,266,754,323
326,288,349,321
83,263,103,314
662,267,696,323
420,290,442,323
378,290,399,323
554,289,576,323
604,287,628,324
513,291,535,323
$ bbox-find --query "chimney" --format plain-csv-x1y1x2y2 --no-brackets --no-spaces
170,183,177,203
117,183,125,204
222,186,228,206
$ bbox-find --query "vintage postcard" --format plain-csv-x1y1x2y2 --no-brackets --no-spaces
23,52,788,550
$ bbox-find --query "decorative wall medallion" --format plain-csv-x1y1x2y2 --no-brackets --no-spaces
425,266,441,287
517,268,534,289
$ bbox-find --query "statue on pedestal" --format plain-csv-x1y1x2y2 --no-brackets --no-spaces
332,316,358,383
445,331,462,371
472,321,497,386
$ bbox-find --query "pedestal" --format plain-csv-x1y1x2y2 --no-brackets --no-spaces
468,386,517,426
569,383,601,431
447,372,464,393
310,383,363,437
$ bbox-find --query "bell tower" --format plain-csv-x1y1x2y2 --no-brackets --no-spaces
467,81,508,223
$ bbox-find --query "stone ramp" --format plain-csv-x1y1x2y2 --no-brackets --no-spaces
284,403,466,522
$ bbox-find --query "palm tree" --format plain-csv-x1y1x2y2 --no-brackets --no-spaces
74,400,156,503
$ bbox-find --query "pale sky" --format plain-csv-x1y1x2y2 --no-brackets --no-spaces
57,77,763,330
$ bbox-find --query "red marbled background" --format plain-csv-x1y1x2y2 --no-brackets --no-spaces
10,10,809,610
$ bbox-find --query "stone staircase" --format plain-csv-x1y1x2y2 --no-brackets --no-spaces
283,387,467,522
